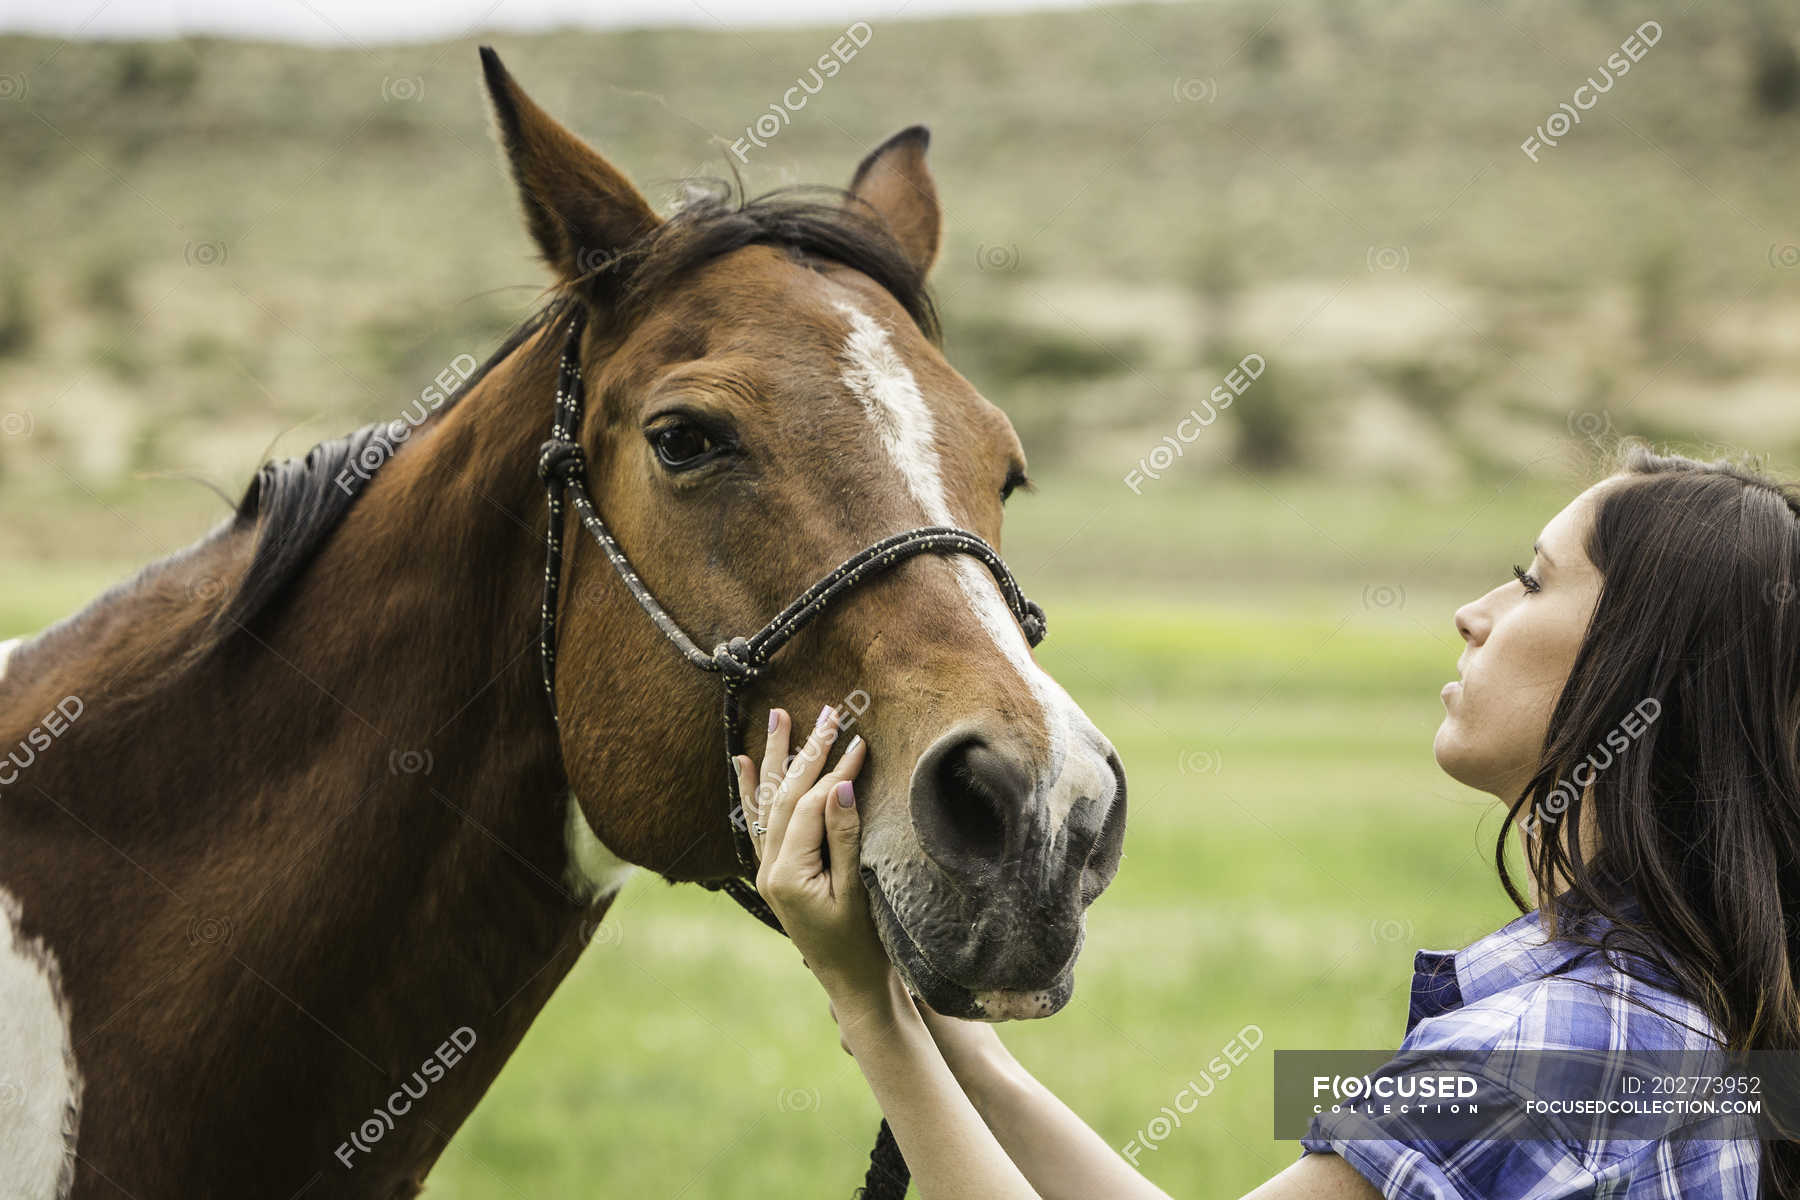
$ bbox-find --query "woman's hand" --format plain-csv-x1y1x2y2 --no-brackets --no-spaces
737,705,893,1001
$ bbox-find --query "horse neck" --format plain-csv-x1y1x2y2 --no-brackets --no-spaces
2,319,638,1192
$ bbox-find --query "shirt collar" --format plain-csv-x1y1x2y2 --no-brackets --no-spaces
1405,895,1646,1035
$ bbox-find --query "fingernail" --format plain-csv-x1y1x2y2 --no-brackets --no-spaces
816,704,835,730
768,708,780,733
846,735,863,755
836,779,855,808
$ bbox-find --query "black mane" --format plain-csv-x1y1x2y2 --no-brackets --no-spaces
610,179,940,343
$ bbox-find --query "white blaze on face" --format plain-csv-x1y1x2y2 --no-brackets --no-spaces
832,301,1113,829
0,888,80,1200
0,638,20,684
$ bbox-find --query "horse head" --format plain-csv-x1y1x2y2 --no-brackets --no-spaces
483,52,1127,1021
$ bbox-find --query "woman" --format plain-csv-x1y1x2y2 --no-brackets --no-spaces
736,447,1797,1199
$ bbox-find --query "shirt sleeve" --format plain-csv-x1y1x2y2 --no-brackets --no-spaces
1297,1057,1595,1200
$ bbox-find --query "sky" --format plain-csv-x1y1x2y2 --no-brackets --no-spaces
0,0,1121,43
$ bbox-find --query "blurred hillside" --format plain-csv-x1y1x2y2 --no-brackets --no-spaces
2,0,1800,566
8,9,1800,1195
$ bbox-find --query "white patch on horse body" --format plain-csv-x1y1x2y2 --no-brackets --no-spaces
0,638,21,684
833,301,1112,828
562,792,636,905
0,887,81,1200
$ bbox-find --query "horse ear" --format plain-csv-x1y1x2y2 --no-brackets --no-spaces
479,47,661,295
846,126,941,279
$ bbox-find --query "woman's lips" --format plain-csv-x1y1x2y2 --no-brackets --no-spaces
1441,680,1462,705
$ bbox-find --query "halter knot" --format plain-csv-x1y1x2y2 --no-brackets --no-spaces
537,438,587,487
1020,601,1048,647
710,636,761,681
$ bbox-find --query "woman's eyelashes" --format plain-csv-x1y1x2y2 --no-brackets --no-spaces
1512,563,1542,594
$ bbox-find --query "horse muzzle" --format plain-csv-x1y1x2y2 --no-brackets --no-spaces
860,734,1127,1020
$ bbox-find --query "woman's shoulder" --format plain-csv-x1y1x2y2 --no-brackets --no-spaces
1406,902,1724,1057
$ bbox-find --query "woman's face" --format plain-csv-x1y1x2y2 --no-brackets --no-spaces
1434,479,1612,801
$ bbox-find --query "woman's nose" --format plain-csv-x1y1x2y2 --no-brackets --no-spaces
1454,599,1484,645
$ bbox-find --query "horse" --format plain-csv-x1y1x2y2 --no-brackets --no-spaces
0,48,1128,1199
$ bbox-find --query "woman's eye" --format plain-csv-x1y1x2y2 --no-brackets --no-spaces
650,424,717,469
1512,564,1542,594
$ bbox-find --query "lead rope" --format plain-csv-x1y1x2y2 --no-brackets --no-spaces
537,308,1048,1200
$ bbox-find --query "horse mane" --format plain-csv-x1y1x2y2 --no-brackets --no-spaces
211,301,566,641
613,178,940,344
15,179,935,675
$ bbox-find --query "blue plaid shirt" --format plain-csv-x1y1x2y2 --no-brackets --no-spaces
1298,903,1761,1198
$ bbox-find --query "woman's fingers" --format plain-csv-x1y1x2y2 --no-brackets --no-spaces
758,707,791,809
773,782,832,884
733,754,762,859
823,771,861,898
765,736,867,885
749,707,794,867
763,705,838,861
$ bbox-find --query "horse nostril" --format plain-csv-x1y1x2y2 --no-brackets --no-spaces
910,733,1032,872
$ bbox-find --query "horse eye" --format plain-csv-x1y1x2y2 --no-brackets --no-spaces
650,423,716,470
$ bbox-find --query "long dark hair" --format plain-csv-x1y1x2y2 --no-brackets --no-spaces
1495,444,1800,1194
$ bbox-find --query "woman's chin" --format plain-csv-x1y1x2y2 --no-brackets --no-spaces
1433,729,1524,801
1432,722,1482,788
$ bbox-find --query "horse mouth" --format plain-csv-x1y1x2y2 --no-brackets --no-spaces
858,866,1078,1022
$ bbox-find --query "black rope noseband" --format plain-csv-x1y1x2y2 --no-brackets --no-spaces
537,307,1049,1199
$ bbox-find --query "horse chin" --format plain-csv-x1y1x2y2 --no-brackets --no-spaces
858,866,1076,1022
